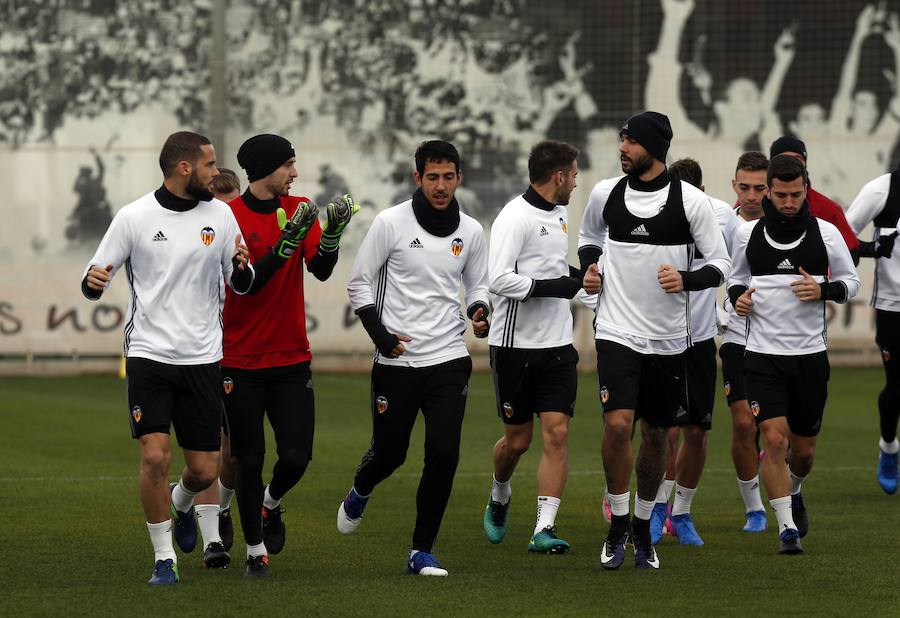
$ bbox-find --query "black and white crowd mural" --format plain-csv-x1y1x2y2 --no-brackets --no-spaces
1,0,896,357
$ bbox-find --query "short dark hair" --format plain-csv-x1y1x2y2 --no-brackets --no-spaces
528,140,579,184
668,157,702,189
735,151,769,174
210,167,240,195
414,140,461,175
767,154,808,186
159,131,211,177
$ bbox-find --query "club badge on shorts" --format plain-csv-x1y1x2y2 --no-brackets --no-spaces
883,348,892,362
200,226,216,246
600,386,609,403
502,402,514,418
223,377,234,394
376,395,388,414
724,381,731,397
750,401,760,417
451,237,464,256
131,405,142,423
559,217,567,233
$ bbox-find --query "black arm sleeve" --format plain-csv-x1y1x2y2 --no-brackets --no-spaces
858,240,876,259
728,284,748,308
356,305,399,356
820,280,849,303
230,259,253,294
850,247,860,266
678,265,724,291
247,252,285,294
577,245,602,277
529,276,581,299
466,301,489,320
81,276,102,301
307,246,339,281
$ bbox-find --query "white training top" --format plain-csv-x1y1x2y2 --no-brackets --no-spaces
84,191,251,365
347,200,490,367
722,216,759,347
846,173,900,311
578,175,731,355
729,218,860,355
488,192,574,348
688,196,739,342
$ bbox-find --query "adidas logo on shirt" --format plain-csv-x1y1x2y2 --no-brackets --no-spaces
777,258,794,270
409,238,423,248
631,224,649,236
153,231,167,242
539,226,549,237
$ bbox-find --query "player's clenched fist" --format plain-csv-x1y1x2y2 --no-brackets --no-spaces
583,263,602,295
86,263,113,292
658,264,684,293
735,288,755,316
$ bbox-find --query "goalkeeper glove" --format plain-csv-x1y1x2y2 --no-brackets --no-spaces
319,194,359,252
859,231,899,259
273,200,319,260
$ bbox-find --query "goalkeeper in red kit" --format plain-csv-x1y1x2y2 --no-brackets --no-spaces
221,134,359,577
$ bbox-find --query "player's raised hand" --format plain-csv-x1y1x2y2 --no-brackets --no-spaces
273,200,319,260
583,263,603,294
736,288,756,316
320,194,360,252
791,267,822,301
471,306,489,338
233,235,249,271
658,264,684,293
86,263,113,292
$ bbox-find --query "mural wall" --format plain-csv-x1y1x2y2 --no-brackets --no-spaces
1,0,895,364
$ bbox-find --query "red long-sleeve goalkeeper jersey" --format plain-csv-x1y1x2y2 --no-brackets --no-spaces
222,194,322,369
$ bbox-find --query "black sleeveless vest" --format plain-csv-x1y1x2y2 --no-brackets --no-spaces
747,218,828,277
603,176,693,245
874,168,900,228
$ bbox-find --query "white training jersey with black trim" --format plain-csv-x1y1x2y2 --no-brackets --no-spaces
729,218,860,355
578,175,731,355
83,191,250,365
488,194,573,348
688,196,739,342
846,173,900,311
347,200,489,367
722,216,758,346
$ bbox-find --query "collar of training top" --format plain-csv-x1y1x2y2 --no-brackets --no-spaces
762,196,811,243
522,186,556,211
411,187,460,237
627,169,671,192
242,188,280,215
154,184,199,212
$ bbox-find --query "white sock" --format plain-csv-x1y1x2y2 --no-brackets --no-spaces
263,485,280,510
534,496,560,534
195,504,221,547
219,479,234,510
769,496,796,533
880,437,900,454
738,475,764,513
491,475,511,505
634,496,655,521
789,470,805,496
671,484,696,516
147,520,176,562
171,479,198,513
655,478,674,504
607,491,630,517
246,542,267,558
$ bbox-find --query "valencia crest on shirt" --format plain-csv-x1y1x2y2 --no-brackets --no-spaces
200,226,216,246
559,217,568,233
451,237,464,256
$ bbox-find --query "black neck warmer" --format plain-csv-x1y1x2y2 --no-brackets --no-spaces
628,169,671,192
154,185,198,212
522,186,556,211
242,188,280,215
411,188,460,237
762,197,811,244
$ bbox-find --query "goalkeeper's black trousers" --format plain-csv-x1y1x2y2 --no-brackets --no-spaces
352,356,472,552
222,362,315,547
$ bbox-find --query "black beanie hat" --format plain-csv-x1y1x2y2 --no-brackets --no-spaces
770,135,807,161
620,111,673,163
237,134,295,182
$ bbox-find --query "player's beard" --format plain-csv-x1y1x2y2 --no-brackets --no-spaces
621,153,653,177
186,171,214,201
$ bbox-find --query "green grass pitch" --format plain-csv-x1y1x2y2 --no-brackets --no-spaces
1,368,898,615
